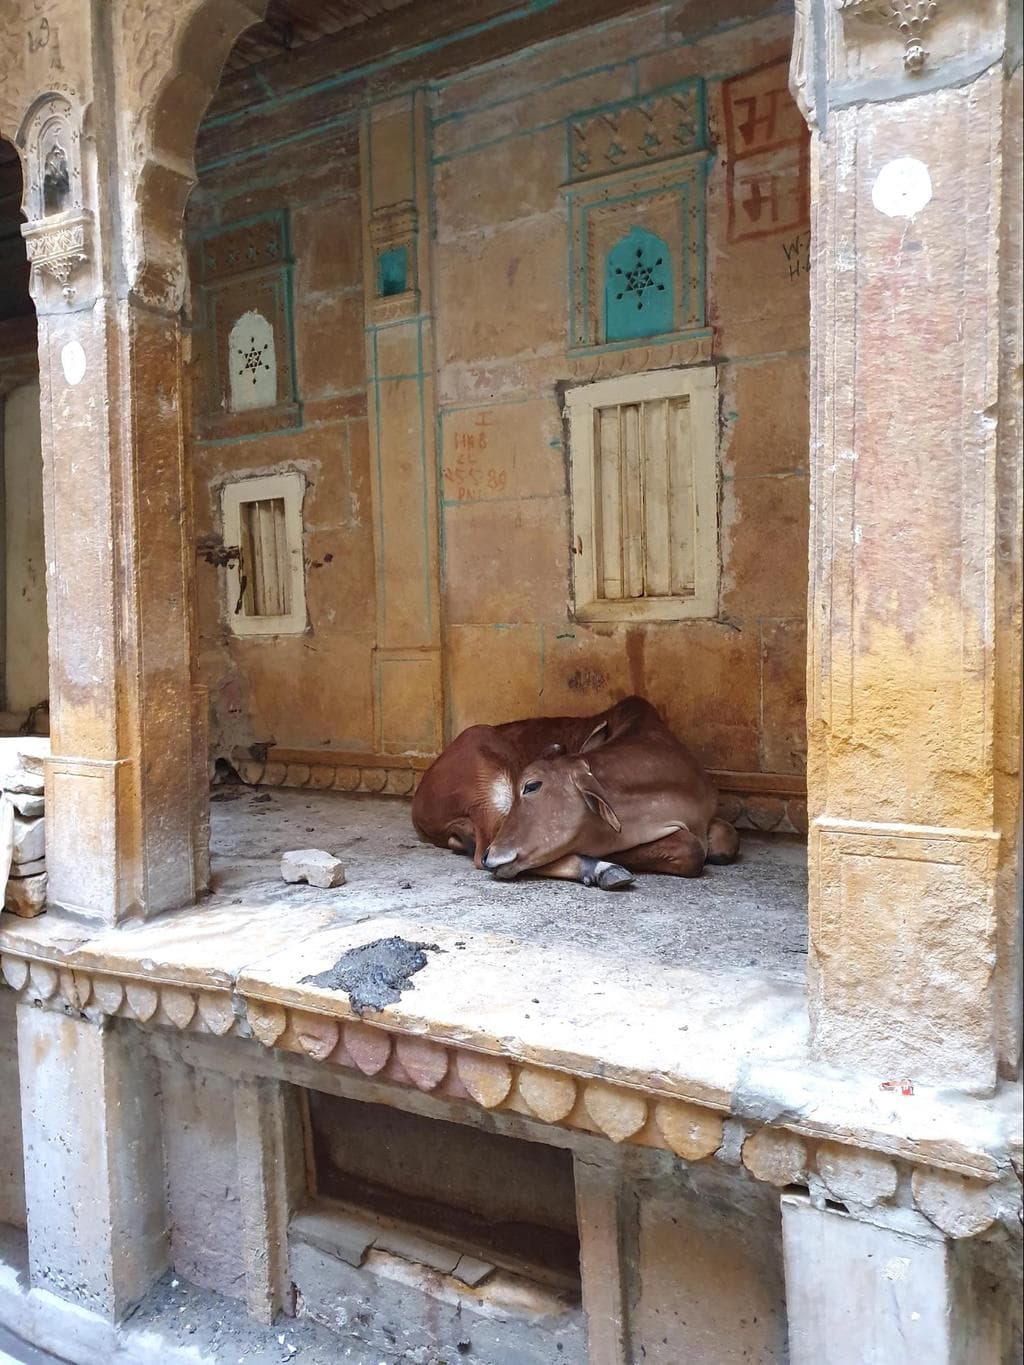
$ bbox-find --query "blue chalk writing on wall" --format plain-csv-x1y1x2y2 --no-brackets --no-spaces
604,227,673,342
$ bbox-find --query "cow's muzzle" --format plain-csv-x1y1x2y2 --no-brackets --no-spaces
482,846,518,879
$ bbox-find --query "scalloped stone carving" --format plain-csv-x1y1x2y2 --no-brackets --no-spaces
197,990,234,1035
654,1099,723,1160
584,1082,648,1143
517,1066,578,1123
246,999,287,1046
456,1052,513,1109
161,986,197,1029
395,1035,449,1091
344,1019,393,1075
292,1011,340,1062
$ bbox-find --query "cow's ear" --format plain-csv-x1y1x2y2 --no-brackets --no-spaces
579,720,609,754
573,764,621,831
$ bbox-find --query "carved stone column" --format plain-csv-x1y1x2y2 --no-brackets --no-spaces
793,1,1022,1089
3,0,267,921
361,92,445,756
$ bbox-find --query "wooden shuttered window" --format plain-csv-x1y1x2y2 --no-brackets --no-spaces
567,368,719,621
239,497,291,618
221,472,307,636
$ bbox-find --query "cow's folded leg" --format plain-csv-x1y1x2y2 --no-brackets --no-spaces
528,853,635,889
445,818,478,859
617,829,707,878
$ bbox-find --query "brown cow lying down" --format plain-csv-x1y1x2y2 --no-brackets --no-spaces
411,696,739,889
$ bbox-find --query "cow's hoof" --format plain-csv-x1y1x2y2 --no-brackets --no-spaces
596,862,634,890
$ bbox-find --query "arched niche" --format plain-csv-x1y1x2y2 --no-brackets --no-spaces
604,226,674,343
19,94,83,224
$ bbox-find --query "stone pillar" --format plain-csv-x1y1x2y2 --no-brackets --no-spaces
792,1,1022,1089
17,1004,167,1320
361,92,444,756
36,294,203,921
781,1194,1002,1365
574,1154,629,1365
235,1076,307,1323
4,0,268,921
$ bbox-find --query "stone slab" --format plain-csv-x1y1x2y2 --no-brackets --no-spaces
12,816,44,865
4,874,46,918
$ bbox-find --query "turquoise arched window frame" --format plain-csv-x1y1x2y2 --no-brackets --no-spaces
604,227,674,342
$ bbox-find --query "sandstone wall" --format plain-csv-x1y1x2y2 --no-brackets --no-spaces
189,0,809,805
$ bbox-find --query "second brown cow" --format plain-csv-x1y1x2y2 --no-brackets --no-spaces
411,696,739,889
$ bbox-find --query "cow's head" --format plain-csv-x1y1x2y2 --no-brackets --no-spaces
481,754,621,878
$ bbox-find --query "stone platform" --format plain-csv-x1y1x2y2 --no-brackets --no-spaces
0,789,1018,1190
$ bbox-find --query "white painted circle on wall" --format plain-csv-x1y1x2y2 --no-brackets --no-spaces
871,157,932,219
60,339,87,386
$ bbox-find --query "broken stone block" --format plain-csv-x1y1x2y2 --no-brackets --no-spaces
12,815,44,865
281,849,346,889
10,856,45,878
10,792,44,819
5,872,47,917
3,766,44,796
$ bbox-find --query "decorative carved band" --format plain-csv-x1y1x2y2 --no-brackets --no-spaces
232,755,425,796
22,211,91,297
367,201,418,250
1,949,1013,1242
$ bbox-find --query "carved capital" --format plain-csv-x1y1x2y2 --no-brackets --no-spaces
837,0,939,73
22,210,93,303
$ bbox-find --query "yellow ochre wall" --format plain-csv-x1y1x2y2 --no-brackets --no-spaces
188,2,809,817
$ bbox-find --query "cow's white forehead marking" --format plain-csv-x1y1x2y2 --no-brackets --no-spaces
490,773,514,815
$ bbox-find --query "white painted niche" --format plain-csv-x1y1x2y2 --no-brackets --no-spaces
565,366,720,622
221,472,306,636
228,309,278,412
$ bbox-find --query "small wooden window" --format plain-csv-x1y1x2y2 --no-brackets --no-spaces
221,472,306,636
566,367,719,621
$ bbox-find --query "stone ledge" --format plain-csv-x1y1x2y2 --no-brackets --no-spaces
0,900,1020,1239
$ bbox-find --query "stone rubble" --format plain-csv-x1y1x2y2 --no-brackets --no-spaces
281,848,347,889
0,737,48,918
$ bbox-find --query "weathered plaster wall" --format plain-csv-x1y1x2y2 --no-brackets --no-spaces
433,3,809,790
187,123,376,758
159,1057,246,1300
627,1151,788,1363
190,0,810,801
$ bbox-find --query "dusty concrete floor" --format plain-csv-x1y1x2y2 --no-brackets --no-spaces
0,1219,420,1365
208,788,808,981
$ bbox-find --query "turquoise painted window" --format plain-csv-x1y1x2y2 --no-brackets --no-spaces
604,228,673,342
378,245,409,297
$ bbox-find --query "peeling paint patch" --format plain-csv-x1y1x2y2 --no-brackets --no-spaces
871,157,932,219
60,340,86,385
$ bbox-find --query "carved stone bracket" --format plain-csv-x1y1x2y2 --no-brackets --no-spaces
836,0,940,73
2,947,1016,1243
17,91,96,307
22,210,92,300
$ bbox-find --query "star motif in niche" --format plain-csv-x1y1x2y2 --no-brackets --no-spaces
238,334,270,384
613,247,666,310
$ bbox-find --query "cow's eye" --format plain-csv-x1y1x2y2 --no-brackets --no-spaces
522,780,543,795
